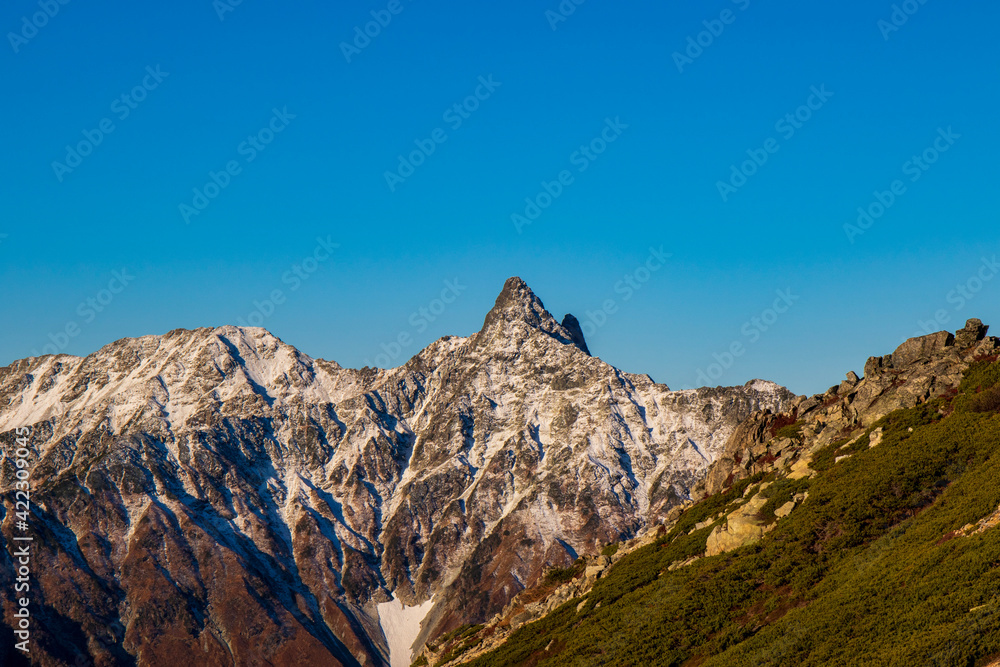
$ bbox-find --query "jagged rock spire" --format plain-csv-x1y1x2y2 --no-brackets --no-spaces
480,277,549,331
561,314,591,356
478,277,590,355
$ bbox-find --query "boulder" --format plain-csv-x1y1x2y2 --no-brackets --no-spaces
788,457,814,480
774,501,796,519
955,318,989,349
798,396,821,414
584,555,610,580
891,331,954,368
667,556,702,572
974,336,1000,357
694,517,716,531
864,354,895,378
705,493,771,556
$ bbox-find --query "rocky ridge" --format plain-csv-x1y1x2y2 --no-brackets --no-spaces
697,318,998,503
687,318,997,559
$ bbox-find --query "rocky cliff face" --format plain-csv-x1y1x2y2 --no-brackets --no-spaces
0,278,794,666
695,318,999,504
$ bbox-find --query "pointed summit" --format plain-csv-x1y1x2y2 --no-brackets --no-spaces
481,277,546,330
478,277,590,355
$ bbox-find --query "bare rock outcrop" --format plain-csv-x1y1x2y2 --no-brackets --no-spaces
696,319,999,503
705,492,771,556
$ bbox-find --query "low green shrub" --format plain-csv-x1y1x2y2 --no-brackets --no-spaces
774,420,806,442
543,559,584,585
969,385,1000,413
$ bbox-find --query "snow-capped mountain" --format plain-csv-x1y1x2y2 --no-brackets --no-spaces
0,277,795,666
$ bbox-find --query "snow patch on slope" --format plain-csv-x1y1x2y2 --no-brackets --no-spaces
377,595,435,667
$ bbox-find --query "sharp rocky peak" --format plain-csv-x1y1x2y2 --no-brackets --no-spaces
0,275,801,667
476,276,591,356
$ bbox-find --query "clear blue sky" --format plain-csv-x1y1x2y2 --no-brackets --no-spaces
1,0,998,396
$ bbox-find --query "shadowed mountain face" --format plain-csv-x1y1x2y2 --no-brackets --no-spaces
0,278,794,666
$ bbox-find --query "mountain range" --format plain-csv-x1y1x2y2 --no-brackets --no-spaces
0,278,795,666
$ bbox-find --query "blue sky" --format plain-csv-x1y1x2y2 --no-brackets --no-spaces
1,0,998,396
